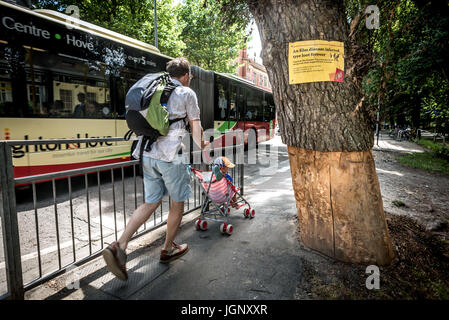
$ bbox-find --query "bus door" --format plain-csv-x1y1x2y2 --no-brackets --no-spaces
227,84,239,145
245,87,266,143
228,84,238,130
237,86,246,132
264,92,276,138
214,76,229,147
244,87,257,131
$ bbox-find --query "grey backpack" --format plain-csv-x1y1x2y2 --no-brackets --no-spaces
124,72,186,160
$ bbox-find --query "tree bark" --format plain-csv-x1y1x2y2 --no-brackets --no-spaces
250,0,394,264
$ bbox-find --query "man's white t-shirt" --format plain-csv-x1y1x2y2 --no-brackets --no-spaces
132,79,200,162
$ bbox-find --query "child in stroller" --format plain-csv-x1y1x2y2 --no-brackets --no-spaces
213,156,239,209
191,156,255,235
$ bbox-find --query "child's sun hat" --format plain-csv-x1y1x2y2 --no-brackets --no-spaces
213,156,235,168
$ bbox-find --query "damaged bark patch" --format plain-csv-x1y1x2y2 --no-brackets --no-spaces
288,146,394,265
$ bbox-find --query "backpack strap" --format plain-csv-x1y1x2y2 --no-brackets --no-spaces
160,80,179,105
160,74,192,131
140,136,148,157
168,117,187,125
124,129,134,141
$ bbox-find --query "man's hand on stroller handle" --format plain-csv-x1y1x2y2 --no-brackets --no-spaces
190,119,211,150
202,140,211,150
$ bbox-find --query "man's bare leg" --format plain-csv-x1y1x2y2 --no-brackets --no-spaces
162,200,184,251
118,201,161,251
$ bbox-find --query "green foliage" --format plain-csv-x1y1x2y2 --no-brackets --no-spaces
435,147,449,161
358,0,449,132
31,0,248,72
31,0,185,57
178,0,248,73
217,0,449,133
210,0,251,28
30,0,449,123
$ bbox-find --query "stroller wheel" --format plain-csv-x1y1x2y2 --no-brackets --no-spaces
220,222,233,235
250,209,255,219
244,208,250,218
196,218,207,231
221,207,231,214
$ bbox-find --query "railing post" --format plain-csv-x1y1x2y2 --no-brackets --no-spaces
0,142,24,300
237,141,244,196
239,156,244,196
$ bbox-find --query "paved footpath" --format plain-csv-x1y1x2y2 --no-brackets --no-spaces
25,135,305,300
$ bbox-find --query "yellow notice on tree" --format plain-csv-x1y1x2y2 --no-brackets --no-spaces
288,40,344,84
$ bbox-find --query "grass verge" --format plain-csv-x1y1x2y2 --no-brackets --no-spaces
415,138,446,150
397,151,449,175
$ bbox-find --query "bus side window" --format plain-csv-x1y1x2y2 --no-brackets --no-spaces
114,77,127,119
254,90,264,122
0,45,113,119
245,88,254,121
262,98,268,122
229,85,237,124
246,89,264,122
263,93,274,122
0,77,15,117
30,48,111,119
238,87,246,122
114,73,146,119
0,45,28,117
268,94,275,120
215,76,228,121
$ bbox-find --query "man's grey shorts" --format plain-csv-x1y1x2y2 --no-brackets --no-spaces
142,155,192,203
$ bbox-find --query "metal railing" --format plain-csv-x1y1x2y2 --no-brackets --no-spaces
0,137,244,300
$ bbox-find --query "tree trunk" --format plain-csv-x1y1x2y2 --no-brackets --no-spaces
250,0,394,264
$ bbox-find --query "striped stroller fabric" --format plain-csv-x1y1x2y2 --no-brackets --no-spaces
193,170,235,204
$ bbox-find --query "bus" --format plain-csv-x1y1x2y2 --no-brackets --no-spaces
0,1,276,180
212,72,276,148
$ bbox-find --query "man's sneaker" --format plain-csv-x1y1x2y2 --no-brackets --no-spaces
160,242,189,263
102,241,128,281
